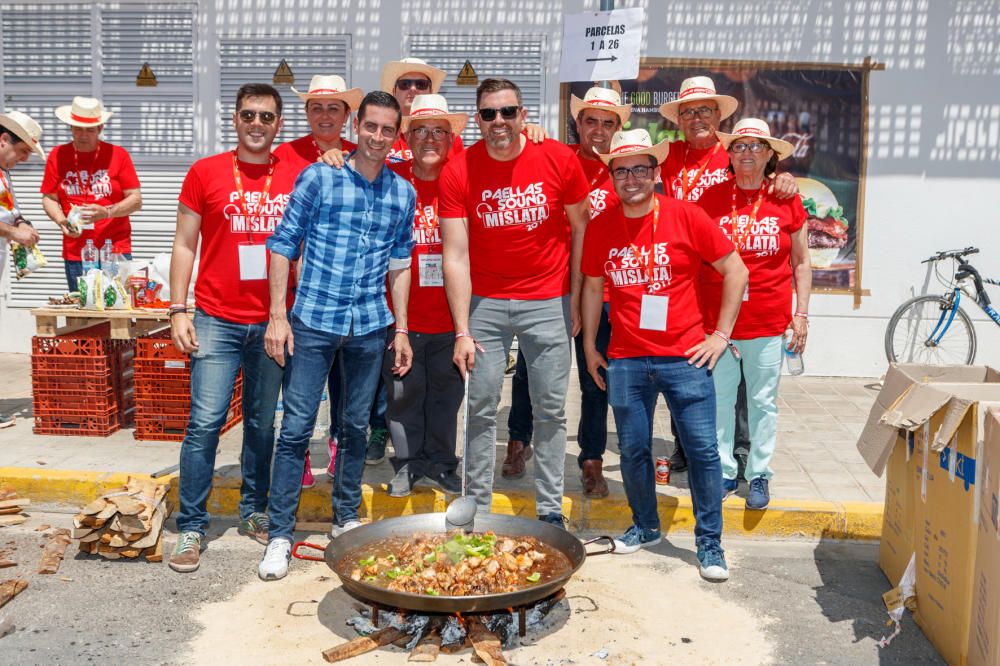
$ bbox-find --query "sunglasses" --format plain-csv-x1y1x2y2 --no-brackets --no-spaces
678,106,717,120
396,78,431,91
237,109,278,125
478,105,520,122
610,165,654,181
729,141,771,153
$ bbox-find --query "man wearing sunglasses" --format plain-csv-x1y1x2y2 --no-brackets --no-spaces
259,91,416,581
440,78,590,528
168,83,298,573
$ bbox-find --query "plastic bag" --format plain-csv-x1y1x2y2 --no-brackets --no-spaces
12,242,47,279
78,269,103,310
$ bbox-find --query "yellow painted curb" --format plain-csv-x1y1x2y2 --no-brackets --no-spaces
0,466,883,540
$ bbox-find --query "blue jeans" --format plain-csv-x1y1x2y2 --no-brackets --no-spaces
327,346,389,439
64,252,133,292
574,302,611,467
268,317,384,541
176,310,284,535
607,356,723,548
508,349,532,442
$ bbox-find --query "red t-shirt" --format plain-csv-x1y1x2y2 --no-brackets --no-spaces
178,151,298,324
40,141,141,260
387,162,453,334
696,181,807,339
574,145,618,302
439,138,590,300
581,194,734,359
661,140,731,203
388,134,464,164
273,134,357,176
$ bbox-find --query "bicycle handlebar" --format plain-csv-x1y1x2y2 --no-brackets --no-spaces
921,247,980,264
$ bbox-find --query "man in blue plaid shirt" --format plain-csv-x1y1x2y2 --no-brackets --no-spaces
258,91,416,581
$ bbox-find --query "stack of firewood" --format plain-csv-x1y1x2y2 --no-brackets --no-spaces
72,477,169,562
0,487,29,528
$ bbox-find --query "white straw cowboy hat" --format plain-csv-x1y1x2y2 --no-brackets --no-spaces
0,110,45,158
380,57,447,94
569,86,632,125
291,74,364,111
401,94,468,134
55,97,113,128
658,76,738,124
716,118,794,160
598,129,670,166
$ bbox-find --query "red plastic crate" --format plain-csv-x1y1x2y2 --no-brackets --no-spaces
33,403,126,436
134,404,242,442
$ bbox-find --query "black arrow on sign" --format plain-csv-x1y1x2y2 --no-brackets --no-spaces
586,55,619,62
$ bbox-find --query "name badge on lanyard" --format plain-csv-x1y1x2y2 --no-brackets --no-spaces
639,294,669,331
238,242,267,281
419,253,444,287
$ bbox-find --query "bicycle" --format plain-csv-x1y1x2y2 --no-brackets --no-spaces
885,247,1000,365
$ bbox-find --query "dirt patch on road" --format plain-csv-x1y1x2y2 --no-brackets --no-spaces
189,542,774,665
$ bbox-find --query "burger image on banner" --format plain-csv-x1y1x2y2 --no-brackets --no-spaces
796,177,849,269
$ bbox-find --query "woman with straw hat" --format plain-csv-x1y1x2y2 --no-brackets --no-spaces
695,118,812,512
41,96,142,291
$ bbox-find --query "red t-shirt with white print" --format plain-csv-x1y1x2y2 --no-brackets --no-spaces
388,161,453,334
273,134,357,176
660,140,731,203
40,141,141,260
574,144,617,302
178,151,298,324
439,138,590,300
581,194,734,359
696,180,807,339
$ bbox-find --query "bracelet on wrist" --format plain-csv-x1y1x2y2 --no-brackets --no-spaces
394,328,409,335
712,329,731,343
794,312,809,319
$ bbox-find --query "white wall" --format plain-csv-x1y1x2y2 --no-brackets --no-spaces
3,0,999,377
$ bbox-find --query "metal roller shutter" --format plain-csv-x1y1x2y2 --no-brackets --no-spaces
1,2,196,306
405,34,546,146
217,36,352,153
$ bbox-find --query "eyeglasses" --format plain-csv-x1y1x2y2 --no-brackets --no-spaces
478,105,520,122
729,142,771,153
677,106,717,120
411,126,451,140
237,109,278,125
396,78,431,91
611,165,654,181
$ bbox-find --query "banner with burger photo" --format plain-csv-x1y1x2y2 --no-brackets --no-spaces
562,60,865,293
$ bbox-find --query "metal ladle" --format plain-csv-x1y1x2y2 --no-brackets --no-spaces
445,370,477,532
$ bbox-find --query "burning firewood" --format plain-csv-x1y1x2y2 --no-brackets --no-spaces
466,617,506,665
321,626,408,663
408,621,443,662
71,477,169,562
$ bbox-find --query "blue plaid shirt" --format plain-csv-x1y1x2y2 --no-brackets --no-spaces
267,160,416,336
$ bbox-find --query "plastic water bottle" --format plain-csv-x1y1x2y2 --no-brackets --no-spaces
81,239,99,273
100,239,115,277
273,398,284,443
314,391,331,439
783,329,804,376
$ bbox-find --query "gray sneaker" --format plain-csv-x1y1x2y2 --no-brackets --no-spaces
238,512,270,545
387,466,413,498
168,531,203,573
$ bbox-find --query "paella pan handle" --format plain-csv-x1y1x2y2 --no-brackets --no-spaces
581,535,616,556
291,541,326,561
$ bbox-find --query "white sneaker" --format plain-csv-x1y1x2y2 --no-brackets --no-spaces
330,519,363,538
258,537,292,581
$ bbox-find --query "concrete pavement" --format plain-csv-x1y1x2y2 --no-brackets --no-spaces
0,351,886,538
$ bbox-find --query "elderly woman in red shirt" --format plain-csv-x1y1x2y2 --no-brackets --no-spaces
696,118,811,511
41,96,142,291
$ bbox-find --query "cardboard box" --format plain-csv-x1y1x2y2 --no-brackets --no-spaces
879,430,915,585
857,363,1000,666
967,408,1000,666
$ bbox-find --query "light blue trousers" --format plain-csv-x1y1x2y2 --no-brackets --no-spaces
712,335,783,481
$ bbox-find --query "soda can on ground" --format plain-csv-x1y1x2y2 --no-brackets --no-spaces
655,456,671,485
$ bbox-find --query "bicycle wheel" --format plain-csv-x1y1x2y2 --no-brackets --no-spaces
885,295,977,365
